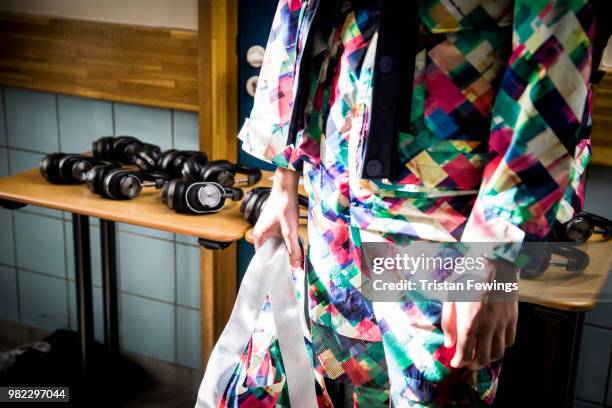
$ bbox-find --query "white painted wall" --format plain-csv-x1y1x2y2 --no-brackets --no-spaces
0,0,197,30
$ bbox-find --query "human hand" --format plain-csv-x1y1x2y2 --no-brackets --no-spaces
252,168,303,268
442,300,517,370
441,261,518,369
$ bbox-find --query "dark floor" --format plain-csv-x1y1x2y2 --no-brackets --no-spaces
0,320,201,407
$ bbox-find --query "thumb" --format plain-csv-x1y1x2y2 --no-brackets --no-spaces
442,302,457,348
253,228,272,251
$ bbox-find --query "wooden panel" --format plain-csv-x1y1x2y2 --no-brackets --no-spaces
0,12,198,111
198,0,238,161
592,73,612,167
198,0,239,368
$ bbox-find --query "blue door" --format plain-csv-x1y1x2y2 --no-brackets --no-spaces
236,0,278,281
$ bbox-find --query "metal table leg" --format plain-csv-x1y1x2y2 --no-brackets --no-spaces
100,220,119,357
564,310,585,405
72,214,94,375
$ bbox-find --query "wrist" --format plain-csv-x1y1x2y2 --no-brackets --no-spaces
272,167,300,196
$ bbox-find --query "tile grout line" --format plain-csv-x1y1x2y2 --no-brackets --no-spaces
55,93,71,329
0,262,201,312
173,237,179,365
3,146,52,156
62,219,72,329
170,110,180,247
21,209,199,247
1,86,8,148
573,396,606,406
19,209,72,222
172,104,191,350
171,109,175,149
170,108,179,365
115,228,199,246
111,101,116,136
584,322,612,331
11,212,21,323
4,86,22,324
604,349,612,408
116,228,122,323
55,94,62,151
8,266,68,284
55,94,66,244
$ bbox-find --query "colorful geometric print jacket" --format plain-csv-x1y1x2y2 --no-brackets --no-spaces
238,0,600,248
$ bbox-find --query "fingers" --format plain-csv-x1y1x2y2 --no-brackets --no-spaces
252,203,301,265
252,208,268,251
491,333,505,362
471,328,507,369
441,302,457,348
449,301,518,371
252,222,270,250
253,224,278,251
505,320,517,348
283,226,303,268
252,229,266,251
471,330,493,369
450,325,476,369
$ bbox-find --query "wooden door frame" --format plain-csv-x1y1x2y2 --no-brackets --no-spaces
197,0,239,367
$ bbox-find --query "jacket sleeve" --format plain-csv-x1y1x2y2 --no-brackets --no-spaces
460,0,595,254
555,106,592,224
238,0,317,172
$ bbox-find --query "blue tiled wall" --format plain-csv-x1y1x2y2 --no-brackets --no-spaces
0,86,202,369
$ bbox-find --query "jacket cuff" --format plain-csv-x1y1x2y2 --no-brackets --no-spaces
238,117,303,172
460,203,527,264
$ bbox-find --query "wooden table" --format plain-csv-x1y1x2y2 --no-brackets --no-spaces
0,169,252,241
0,168,277,372
245,226,611,407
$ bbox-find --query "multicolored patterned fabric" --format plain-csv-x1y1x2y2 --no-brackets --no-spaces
221,280,334,407
238,0,595,406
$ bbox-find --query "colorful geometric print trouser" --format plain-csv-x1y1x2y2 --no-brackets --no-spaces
323,377,497,408
304,205,503,408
